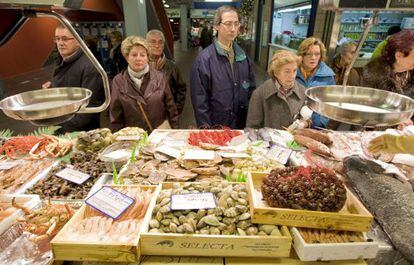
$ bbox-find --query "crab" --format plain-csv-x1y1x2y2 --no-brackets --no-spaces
29,135,72,159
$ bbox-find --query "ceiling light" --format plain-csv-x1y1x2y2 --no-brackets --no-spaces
205,0,232,2
163,0,166,3
164,4,170,8
170,19,174,22
278,4,311,13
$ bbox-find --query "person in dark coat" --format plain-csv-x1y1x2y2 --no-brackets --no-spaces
146,29,187,115
42,24,104,133
190,6,256,129
109,36,178,132
247,50,305,129
108,31,127,78
200,22,213,50
363,30,414,127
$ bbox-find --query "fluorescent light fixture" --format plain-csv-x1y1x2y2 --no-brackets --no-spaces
164,4,170,7
163,0,166,3
170,19,174,22
279,4,311,13
205,0,232,2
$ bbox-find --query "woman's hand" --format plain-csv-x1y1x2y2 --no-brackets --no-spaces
42,81,51,89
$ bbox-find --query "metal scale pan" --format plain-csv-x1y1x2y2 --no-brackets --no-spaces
306,85,414,127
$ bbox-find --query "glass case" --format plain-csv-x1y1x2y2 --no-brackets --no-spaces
271,1,311,50
339,11,414,55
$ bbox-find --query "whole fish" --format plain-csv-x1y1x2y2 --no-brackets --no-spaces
344,156,414,264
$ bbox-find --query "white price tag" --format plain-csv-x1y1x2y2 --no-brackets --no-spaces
86,187,134,219
183,149,214,160
267,146,292,165
218,152,250,158
103,149,131,160
171,192,216,210
155,145,181,158
0,160,20,170
116,135,141,141
56,167,91,185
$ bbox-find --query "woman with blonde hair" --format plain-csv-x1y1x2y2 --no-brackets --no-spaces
109,36,178,132
296,37,336,129
246,50,306,129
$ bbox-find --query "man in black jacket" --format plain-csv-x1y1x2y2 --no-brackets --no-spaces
42,24,104,133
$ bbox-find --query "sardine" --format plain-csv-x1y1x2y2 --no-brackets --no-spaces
344,155,414,264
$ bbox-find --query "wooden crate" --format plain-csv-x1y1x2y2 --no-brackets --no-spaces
247,172,373,232
290,227,378,261
51,185,161,262
225,257,367,265
140,182,292,258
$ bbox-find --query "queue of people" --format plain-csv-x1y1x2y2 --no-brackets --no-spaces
44,5,414,140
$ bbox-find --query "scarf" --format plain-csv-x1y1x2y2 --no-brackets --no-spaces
149,53,167,71
128,64,149,89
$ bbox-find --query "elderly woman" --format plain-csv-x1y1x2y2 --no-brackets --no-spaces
296,37,336,129
330,41,360,86
146,30,187,115
109,36,178,132
246,50,305,129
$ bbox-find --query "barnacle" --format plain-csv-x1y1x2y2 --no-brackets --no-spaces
261,166,347,212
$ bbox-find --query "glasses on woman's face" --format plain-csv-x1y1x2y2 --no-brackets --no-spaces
304,52,321,58
148,40,164,47
220,21,240,29
53,36,75,43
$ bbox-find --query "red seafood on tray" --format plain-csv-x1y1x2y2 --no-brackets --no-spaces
188,129,242,147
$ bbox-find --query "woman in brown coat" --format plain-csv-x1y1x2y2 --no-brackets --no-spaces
246,50,306,129
109,36,178,132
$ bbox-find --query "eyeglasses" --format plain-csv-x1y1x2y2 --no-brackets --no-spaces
220,21,240,29
304,52,321,58
53,37,75,43
148,40,164,46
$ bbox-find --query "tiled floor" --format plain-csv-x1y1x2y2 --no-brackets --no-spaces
0,42,267,134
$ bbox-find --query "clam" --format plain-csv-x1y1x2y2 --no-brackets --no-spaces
149,219,160,228
200,215,220,226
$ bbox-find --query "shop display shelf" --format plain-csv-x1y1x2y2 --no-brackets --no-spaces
51,184,161,262
140,182,292,258
247,172,373,232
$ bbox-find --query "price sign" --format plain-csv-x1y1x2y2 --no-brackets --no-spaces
115,135,141,141
103,149,131,160
267,146,293,165
183,149,214,160
56,167,91,185
86,187,135,219
171,192,216,210
0,160,20,170
155,145,181,158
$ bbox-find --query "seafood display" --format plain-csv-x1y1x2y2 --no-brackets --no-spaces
26,152,108,199
344,156,414,263
188,130,242,147
148,181,283,236
298,228,365,244
262,166,347,212
61,186,152,243
114,127,146,138
0,135,72,159
76,128,114,152
0,158,54,193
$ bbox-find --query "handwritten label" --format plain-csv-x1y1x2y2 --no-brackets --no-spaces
218,152,250,158
183,149,214,160
56,167,91,185
267,146,292,165
86,187,135,219
0,160,20,170
171,192,216,210
116,135,141,141
155,145,181,158
103,149,131,160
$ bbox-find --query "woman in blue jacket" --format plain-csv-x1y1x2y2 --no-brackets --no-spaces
296,37,336,129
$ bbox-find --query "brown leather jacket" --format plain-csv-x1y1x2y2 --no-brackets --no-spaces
109,68,179,132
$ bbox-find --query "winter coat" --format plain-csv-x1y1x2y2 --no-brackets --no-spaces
108,43,128,78
109,68,179,132
362,56,414,100
200,27,213,49
190,40,256,129
296,61,336,129
246,79,306,129
51,49,105,133
159,59,187,115
330,54,360,86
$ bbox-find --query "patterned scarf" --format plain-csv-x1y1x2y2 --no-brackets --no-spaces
128,64,149,89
